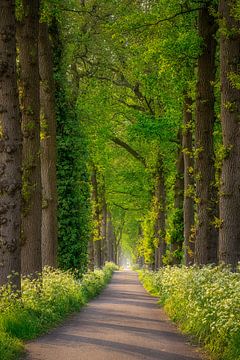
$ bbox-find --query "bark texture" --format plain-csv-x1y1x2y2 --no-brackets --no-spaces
194,4,218,265
39,23,57,268
0,0,22,289
18,0,42,276
219,0,240,267
183,97,195,265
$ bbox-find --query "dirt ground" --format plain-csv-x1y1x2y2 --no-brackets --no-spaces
24,271,204,360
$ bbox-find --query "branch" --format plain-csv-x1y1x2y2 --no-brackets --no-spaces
110,136,146,167
133,7,202,29
112,202,143,212
117,98,146,112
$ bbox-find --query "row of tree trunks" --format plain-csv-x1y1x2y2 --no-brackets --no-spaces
0,0,58,288
90,165,120,268
0,0,22,289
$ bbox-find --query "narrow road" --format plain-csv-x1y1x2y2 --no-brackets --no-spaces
24,271,203,360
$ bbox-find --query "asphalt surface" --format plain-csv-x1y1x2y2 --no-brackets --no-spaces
24,271,204,360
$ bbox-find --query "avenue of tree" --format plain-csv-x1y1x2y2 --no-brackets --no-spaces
0,0,240,290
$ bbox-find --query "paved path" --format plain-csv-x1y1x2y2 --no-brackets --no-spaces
24,271,204,360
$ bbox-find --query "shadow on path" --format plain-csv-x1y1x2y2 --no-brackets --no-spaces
24,271,204,360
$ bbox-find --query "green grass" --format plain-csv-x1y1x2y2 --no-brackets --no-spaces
139,265,240,360
0,262,117,360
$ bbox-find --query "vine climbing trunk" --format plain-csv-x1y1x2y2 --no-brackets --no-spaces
18,0,42,276
39,22,57,268
183,96,195,265
0,0,22,289
154,154,166,269
194,3,218,265
218,0,240,268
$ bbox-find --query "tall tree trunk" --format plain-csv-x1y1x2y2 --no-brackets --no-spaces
171,130,184,264
101,192,107,266
91,166,102,268
18,0,42,276
107,211,115,262
39,22,57,268
194,4,218,265
0,0,22,289
154,154,166,269
183,96,195,265
219,0,240,267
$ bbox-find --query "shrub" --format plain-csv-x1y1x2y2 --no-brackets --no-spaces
139,265,240,360
0,262,117,360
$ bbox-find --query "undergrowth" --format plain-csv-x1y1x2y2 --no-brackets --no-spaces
0,262,117,360
139,265,240,360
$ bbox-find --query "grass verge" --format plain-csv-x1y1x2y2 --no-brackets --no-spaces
0,262,117,360
139,265,240,360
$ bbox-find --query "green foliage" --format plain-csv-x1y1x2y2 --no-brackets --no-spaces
0,263,117,360
139,266,240,360
51,19,91,275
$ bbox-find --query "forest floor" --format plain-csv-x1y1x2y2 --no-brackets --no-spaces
23,271,205,360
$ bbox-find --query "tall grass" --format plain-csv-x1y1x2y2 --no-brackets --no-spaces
139,265,240,360
0,262,117,360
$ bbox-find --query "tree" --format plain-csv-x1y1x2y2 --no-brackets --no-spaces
218,0,240,267
17,0,42,276
182,96,195,265
170,130,184,264
0,0,22,289
91,165,102,268
39,22,58,268
50,18,90,275
194,2,218,265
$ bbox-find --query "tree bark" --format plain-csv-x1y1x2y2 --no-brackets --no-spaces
154,154,166,269
0,0,22,289
39,22,57,268
194,4,218,265
100,189,107,266
18,0,42,276
107,211,115,262
219,0,240,267
183,96,195,265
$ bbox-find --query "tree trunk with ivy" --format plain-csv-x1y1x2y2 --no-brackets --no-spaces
218,0,240,267
194,4,218,265
0,0,22,289
18,0,42,276
39,22,57,268
183,96,195,265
